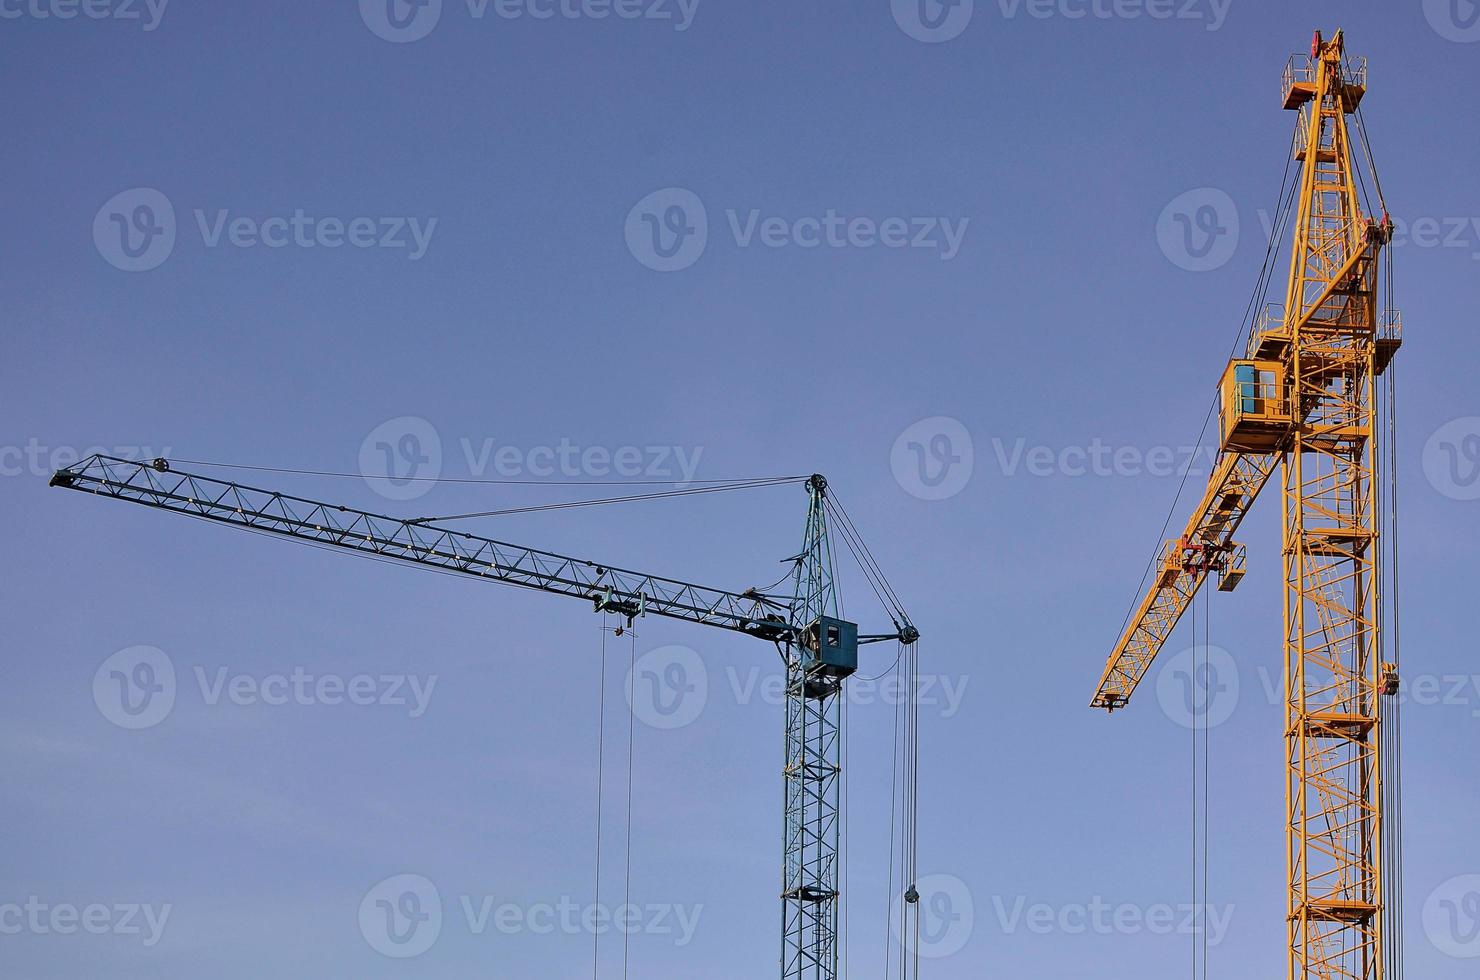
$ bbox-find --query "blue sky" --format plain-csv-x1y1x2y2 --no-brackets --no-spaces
3,1,1479,977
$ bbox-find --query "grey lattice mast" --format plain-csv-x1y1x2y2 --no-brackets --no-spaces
781,475,846,979
52,455,918,980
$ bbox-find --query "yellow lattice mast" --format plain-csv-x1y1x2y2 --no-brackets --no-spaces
1090,29,1402,980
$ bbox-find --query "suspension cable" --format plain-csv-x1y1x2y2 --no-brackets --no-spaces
592,616,610,980
829,493,909,620
169,456,806,486
622,624,637,980
409,476,802,523
1114,124,1302,642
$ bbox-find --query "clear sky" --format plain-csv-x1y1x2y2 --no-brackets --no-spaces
3,1,1478,977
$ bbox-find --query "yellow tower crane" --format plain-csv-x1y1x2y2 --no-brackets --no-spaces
1091,30,1403,980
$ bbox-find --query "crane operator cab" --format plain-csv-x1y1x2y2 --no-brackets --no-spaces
1219,359,1292,453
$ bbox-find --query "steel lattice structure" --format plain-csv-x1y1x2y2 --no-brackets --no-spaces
52,455,915,980
1090,30,1402,980
782,476,843,979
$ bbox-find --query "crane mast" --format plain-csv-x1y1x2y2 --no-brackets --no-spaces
1090,30,1402,980
52,455,917,980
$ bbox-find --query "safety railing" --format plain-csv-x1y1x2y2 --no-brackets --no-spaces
1379,310,1403,344
1282,54,1367,107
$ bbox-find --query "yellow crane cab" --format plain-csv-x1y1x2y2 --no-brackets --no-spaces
1218,359,1291,453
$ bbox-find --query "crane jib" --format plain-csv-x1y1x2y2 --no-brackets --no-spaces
50,454,914,650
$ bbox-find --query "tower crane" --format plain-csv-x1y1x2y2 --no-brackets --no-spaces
1091,30,1404,980
51,454,920,980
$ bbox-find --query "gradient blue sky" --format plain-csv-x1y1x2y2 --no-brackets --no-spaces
4,1,1478,977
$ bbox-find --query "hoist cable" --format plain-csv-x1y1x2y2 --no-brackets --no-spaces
1354,100,1389,216
1115,125,1302,642
1203,587,1211,978
1190,594,1200,980
592,617,610,980
622,625,637,980
882,659,901,980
